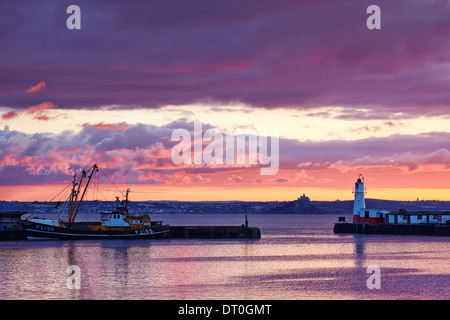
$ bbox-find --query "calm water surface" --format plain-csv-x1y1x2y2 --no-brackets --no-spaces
0,214,448,300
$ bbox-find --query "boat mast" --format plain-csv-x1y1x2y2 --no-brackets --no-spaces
68,164,98,228
124,188,130,216
125,188,130,209
68,171,85,226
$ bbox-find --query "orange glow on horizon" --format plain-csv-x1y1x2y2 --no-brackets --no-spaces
2,184,450,203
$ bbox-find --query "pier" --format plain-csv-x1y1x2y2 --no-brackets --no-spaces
72,223,261,239
0,216,261,240
334,222,450,236
0,212,27,241
169,225,261,239
73,222,261,239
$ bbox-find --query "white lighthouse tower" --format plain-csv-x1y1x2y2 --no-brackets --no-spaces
353,174,366,223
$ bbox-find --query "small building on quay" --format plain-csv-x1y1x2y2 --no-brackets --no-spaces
334,175,450,236
351,174,450,225
385,210,450,225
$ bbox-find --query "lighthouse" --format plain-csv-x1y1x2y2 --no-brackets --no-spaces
353,174,366,223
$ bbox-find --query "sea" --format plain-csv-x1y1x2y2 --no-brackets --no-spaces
0,214,448,300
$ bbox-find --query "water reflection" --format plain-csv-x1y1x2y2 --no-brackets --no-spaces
0,215,449,299
353,235,366,268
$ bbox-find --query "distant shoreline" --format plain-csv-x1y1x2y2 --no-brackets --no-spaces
3,198,450,216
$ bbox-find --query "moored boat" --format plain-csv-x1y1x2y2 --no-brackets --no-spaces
20,164,170,240
21,219,169,240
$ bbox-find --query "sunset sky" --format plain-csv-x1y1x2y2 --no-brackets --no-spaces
1,0,450,202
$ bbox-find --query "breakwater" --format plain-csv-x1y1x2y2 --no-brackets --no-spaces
0,212,27,240
74,222,261,239
334,222,450,236
0,218,261,240
169,225,261,239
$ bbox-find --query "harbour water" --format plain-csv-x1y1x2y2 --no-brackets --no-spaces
0,214,448,300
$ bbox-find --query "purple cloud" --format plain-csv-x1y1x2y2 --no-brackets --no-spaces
2,118,450,186
0,0,448,115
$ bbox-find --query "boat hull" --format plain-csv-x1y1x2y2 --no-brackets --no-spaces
21,219,170,240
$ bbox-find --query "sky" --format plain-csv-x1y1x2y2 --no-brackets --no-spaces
1,0,450,202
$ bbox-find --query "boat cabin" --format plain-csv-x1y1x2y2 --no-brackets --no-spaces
100,211,130,227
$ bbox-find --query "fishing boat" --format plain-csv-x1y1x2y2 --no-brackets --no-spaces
20,164,170,240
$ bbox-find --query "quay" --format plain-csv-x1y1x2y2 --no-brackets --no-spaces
0,213,261,240
72,222,261,239
169,225,261,239
333,175,450,237
334,222,450,236
0,212,27,241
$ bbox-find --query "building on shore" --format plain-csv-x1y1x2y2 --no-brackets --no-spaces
351,175,450,225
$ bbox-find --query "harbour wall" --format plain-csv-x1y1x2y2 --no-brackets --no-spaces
334,222,450,236
1,220,261,240
0,230,26,241
169,225,261,239
74,222,262,239
0,211,27,241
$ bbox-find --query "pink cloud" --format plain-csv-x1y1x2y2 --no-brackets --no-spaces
25,101,57,120
24,81,46,94
82,122,129,131
226,175,244,183
191,175,210,183
2,120,450,192
1,110,18,120
0,102,58,122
